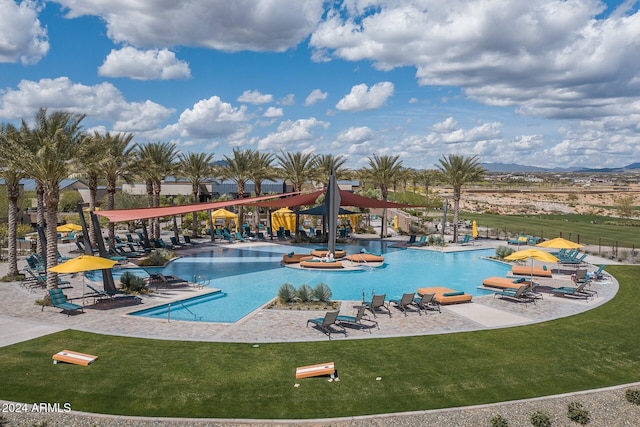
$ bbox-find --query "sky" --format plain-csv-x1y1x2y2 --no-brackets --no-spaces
1,0,639,171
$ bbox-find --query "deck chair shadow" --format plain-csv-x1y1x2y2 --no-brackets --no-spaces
336,305,379,333
306,311,346,340
412,293,441,313
364,294,391,318
390,292,420,316
46,288,83,316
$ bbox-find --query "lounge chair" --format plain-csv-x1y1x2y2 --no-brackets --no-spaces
493,285,536,305
562,253,587,265
406,235,417,246
306,311,346,339
411,235,427,246
46,288,83,316
183,235,199,246
507,235,529,246
482,276,532,291
390,292,420,316
363,294,391,318
511,265,552,278
149,273,190,288
417,287,472,305
336,305,379,332
551,283,597,300
170,236,185,247
85,283,141,304
573,269,588,284
457,234,473,245
412,293,441,313
24,268,71,288
587,265,607,281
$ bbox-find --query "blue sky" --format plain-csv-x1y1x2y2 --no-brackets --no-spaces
1,0,639,170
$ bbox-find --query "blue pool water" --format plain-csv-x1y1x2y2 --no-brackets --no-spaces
127,242,510,323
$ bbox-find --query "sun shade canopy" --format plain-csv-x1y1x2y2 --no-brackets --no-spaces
248,189,417,209
94,193,297,222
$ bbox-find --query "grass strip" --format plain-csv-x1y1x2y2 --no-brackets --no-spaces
0,265,639,419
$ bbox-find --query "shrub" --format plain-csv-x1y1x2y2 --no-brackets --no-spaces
312,283,332,302
120,271,147,293
138,248,174,266
296,284,314,303
567,401,590,425
625,388,640,405
490,414,509,427
277,283,297,304
496,245,515,259
529,410,551,427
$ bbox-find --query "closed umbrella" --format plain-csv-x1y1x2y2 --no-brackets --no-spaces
472,221,478,239
49,255,117,305
505,249,558,282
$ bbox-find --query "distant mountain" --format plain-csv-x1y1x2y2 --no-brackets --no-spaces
481,163,566,173
482,162,640,173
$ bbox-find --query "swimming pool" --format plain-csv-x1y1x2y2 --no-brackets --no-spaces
128,242,510,323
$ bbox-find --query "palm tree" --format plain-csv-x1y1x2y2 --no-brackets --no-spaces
135,142,178,238
75,133,105,245
177,152,215,236
3,109,86,288
248,151,276,231
0,123,28,279
95,132,136,245
436,154,485,242
276,151,318,235
314,154,348,185
416,169,438,207
365,154,404,238
218,148,255,227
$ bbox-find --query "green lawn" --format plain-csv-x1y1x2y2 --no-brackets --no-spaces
1,265,639,419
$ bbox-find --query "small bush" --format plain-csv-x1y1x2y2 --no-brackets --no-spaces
138,248,174,266
490,414,509,427
277,283,297,304
496,245,515,259
296,284,313,303
625,388,640,405
312,283,332,302
567,401,590,425
120,271,147,293
530,410,551,427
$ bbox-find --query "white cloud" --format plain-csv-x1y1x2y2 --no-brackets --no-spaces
280,94,295,106
258,117,329,150
336,82,394,112
312,1,640,125
336,126,374,144
0,0,49,64
305,89,328,105
263,107,283,118
177,96,250,139
55,0,325,52
238,90,273,104
0,77,173,131
432,117,459,133
98,47,191,80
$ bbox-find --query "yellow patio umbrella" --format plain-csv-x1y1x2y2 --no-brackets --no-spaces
472,220,478,239
505,249,558,282
49,255,118,305
536,237,583,249
56,223,83,232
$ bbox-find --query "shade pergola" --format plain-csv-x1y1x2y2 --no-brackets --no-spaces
93,193,298,223
248,188,416,209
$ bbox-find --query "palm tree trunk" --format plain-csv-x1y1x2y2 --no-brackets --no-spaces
7,187,20,278
36,181,45,257
45,191,60,289
88,174,98,247
191,183,198,236
107,184,116,248
452,187,461,242
153,180,161,238
145,180,154,239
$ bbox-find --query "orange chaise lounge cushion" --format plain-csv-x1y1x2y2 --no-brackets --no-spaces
511,265,552,277
482,277,532,290
417,287,472,305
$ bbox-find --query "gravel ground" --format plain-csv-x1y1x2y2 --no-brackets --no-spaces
3,383,640,426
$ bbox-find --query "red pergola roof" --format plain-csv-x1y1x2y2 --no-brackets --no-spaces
94,193,296,222
94,189,419,223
